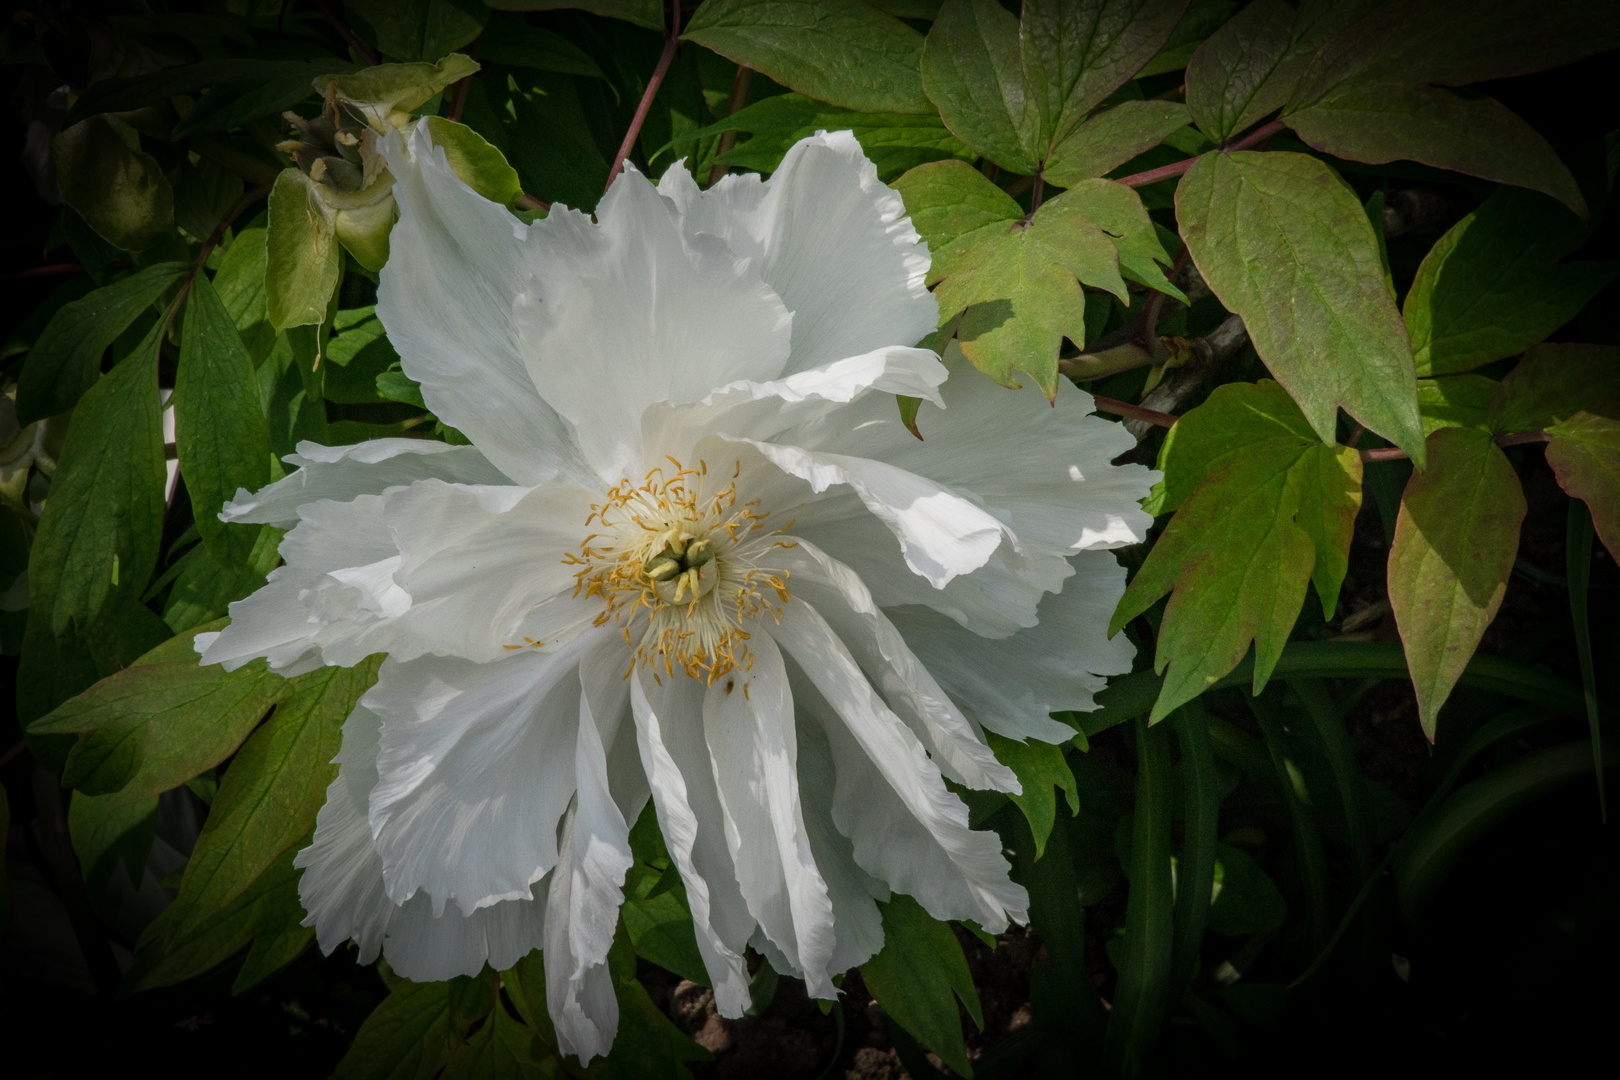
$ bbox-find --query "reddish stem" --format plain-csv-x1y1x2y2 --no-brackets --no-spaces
1093,395,1178,428
315,0,379,65
0,262,85,281
1360,430,1551,462
1116,118,1288,189
605,2,681,195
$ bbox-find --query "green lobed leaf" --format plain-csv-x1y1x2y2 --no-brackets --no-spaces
1406,189,1618,376
1387,426,1527,740
860,893,982,1078
265,170,341,331
17,262,188,425
177,274,274,569
1112,381,1363,722
1489,344,1620,433
892,158,1024,255
66,60,352,128
921,0,1040,173
346,1,487,63
173,65,360,140
683,0,931,115
623,804,709,986
485,0,665,32
1545,397,1620,564
1281,0,1620,216
32,622,287,797
1017,0,1189,156
666,93,969,177
166,658,380,941
334,979,459,1080
1176,150,1424,460
983,730,1077,859
597,928,711,1078
1416,375,1495,439
28,322,168,635
126,847,312,993
442,1001,555,1080
1184,0,1381,145
68,787,156,898
162,524,284,633
1137,0,1240,78
50,116,175,252
1042,99,1190,187
477,15,607,78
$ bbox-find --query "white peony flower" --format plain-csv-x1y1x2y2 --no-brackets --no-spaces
196,122,1156,1062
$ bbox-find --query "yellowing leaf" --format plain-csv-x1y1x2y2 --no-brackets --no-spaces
1388,426,1526,740
1545,397,1620,564
1176,150,1424,461
1112,381,1363,722
265,169,341,331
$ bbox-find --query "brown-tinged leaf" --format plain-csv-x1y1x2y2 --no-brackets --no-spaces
1388,426,1527,740
1545,397,1620,563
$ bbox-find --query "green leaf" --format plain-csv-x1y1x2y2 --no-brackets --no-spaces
1103,719,1175,1077
921,0,1039,173
1184,0,1381,145
1406,184,1619,377
66,60,353,129
424,117,525,208
1280,0,1620,217
28,322,168,634
1137,0,1240,78
162,524,284,634
346,0,487,62
324,311,403,405
167,659,380,940
1,275,94,362
1017,0,1189,155
666,93,969,178
265,170,341,331
923,0,1187,174
623,806,709,986
212,225,278,364
683,0,930,115
68,787,156,897
1169,703,1218,997
50,116,175,252
1545,397,1620,564
32,622,286,798
1489,344,1620,434
1112,381,1363,722
478,16,606,78
126,847,312,992
17,262,187,425
1043,100,1190,187
597,928,711,1078
485,0,665,33
1388,426,1526,739
318,54,483,115
335,979,458,1080
1416,375,1496,439
1176,150,1424,460
893,158,1024,254
1204,842,1287,937
177,274,274,569
860,893,982,1078
442,1002,554,1080
983,731,1077,858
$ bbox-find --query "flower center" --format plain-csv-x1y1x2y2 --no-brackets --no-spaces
564,458,793,683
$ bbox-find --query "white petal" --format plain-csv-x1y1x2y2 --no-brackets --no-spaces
294,704,551,983
544,689,633,1064
777,540,1017,793
515,164,793,483
383,885,549,982
381,480,600,662
295,704,394,962
639,344,946,460
769,601,1028,930
378,124,592,487
787,374,1156,636
365,641,598,915
221,439,509,528
700,633,837,997
890,549,1137,741
200,493,404,673
658,131,938,373
794,717,889,976
580,638,648,826
629,671,753,1016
